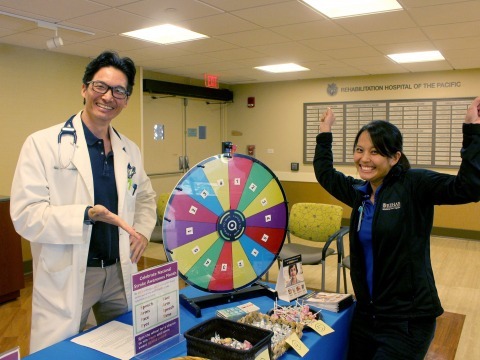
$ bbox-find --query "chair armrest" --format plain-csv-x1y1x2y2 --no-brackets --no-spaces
321,226,350,260
336,226,350,262
337,226,350,238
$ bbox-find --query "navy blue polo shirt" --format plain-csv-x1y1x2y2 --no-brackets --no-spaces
83,121,119,262
357,183,381,298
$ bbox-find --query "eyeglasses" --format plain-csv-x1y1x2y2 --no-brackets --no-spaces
87,80,130,100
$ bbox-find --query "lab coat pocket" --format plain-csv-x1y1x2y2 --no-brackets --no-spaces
36,245,74,317
126,182,137,212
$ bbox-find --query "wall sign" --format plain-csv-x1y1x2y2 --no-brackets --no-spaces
304,97,473,168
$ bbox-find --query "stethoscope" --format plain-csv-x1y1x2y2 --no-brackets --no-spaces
57,115,77,170
56,115,127,170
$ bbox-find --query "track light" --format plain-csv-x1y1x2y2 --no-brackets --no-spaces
46,35,63,49
46,28,63,49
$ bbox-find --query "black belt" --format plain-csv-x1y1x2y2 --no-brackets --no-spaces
87,258,119,268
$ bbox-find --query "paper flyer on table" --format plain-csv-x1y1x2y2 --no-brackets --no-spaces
71,320,134,360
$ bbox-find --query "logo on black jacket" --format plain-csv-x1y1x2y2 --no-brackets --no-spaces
382,202,401,210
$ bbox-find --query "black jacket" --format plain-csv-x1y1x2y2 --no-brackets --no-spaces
314,124,480,320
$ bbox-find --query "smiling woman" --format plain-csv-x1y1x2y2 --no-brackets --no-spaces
352,121,406,198
313,100,480,360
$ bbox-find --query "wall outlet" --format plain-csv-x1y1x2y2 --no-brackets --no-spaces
267,148,274,153
291,162,299,171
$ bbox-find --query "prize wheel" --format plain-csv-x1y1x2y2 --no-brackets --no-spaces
163,153,288,293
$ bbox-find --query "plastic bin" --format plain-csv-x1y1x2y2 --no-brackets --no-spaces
184,317,273,360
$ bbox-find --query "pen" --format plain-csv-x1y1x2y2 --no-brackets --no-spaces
357,203,364,232
127,164,136,179
132,184,137,195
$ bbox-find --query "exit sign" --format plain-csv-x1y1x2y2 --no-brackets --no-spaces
204,73,219,89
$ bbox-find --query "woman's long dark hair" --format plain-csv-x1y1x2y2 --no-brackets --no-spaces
353,120,411,170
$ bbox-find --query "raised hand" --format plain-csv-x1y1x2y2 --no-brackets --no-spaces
319,107,336,133
465,96,480,124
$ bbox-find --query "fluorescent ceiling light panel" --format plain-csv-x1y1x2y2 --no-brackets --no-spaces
255,63,310,73
387,51,445,63
301,0,402,18
122,24,208,45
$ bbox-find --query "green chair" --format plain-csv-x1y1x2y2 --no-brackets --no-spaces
277,202,349,291
150,192,170,243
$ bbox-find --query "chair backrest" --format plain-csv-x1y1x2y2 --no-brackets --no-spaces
157,192,170,220
289,202,343,243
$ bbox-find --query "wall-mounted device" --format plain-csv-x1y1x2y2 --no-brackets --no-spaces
247,97,255,108
247,145,255,157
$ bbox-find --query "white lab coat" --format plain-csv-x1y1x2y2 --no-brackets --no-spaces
10,112,157,353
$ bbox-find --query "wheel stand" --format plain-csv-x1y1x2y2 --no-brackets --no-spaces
179,282,277,318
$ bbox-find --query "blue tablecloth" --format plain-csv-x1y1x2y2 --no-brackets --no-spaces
25,283,354,359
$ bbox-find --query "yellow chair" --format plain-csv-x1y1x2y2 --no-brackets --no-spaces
277,202,349,291
150,192,170,243
157,192,169,221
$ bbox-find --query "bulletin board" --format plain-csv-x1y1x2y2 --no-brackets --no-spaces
304,97,474,168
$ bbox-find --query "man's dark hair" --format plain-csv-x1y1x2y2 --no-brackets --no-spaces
82,51,136,95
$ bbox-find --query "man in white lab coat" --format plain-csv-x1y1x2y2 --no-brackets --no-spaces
10,51,157,353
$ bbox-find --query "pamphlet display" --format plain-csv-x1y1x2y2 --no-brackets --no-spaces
216,301,260,321
302,291,354,312
275,255,308,302
131,261,180,355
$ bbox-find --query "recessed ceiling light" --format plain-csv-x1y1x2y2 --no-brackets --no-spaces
387,51,445,63
300,0,402,19
122,24,208,45
254,63,310,73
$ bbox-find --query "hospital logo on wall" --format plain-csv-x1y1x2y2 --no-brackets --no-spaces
327,83,338,96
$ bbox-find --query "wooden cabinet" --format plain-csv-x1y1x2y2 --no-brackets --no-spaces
0,196,24,303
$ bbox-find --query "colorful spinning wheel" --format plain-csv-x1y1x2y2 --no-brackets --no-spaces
163,153,288,293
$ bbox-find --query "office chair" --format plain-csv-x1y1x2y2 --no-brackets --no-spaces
150,192,170,243
277,202,349,291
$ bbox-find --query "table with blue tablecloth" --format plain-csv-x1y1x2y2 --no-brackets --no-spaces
24,283,354,360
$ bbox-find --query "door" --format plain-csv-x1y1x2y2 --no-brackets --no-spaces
185,98,224,169
143,94,225,194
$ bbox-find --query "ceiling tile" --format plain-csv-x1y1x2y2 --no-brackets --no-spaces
407,1,480,26
357,28,428,45
171,38,238,53
217,29,290,47
118,0,222,22
62,8,156,34
399,61,453,72
231,1,322,28
0,0,108,20
423,20,480,40
333,11,417,33
177,13,260,36
270,19,348,40
197,0,285,12
301,35,367,51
